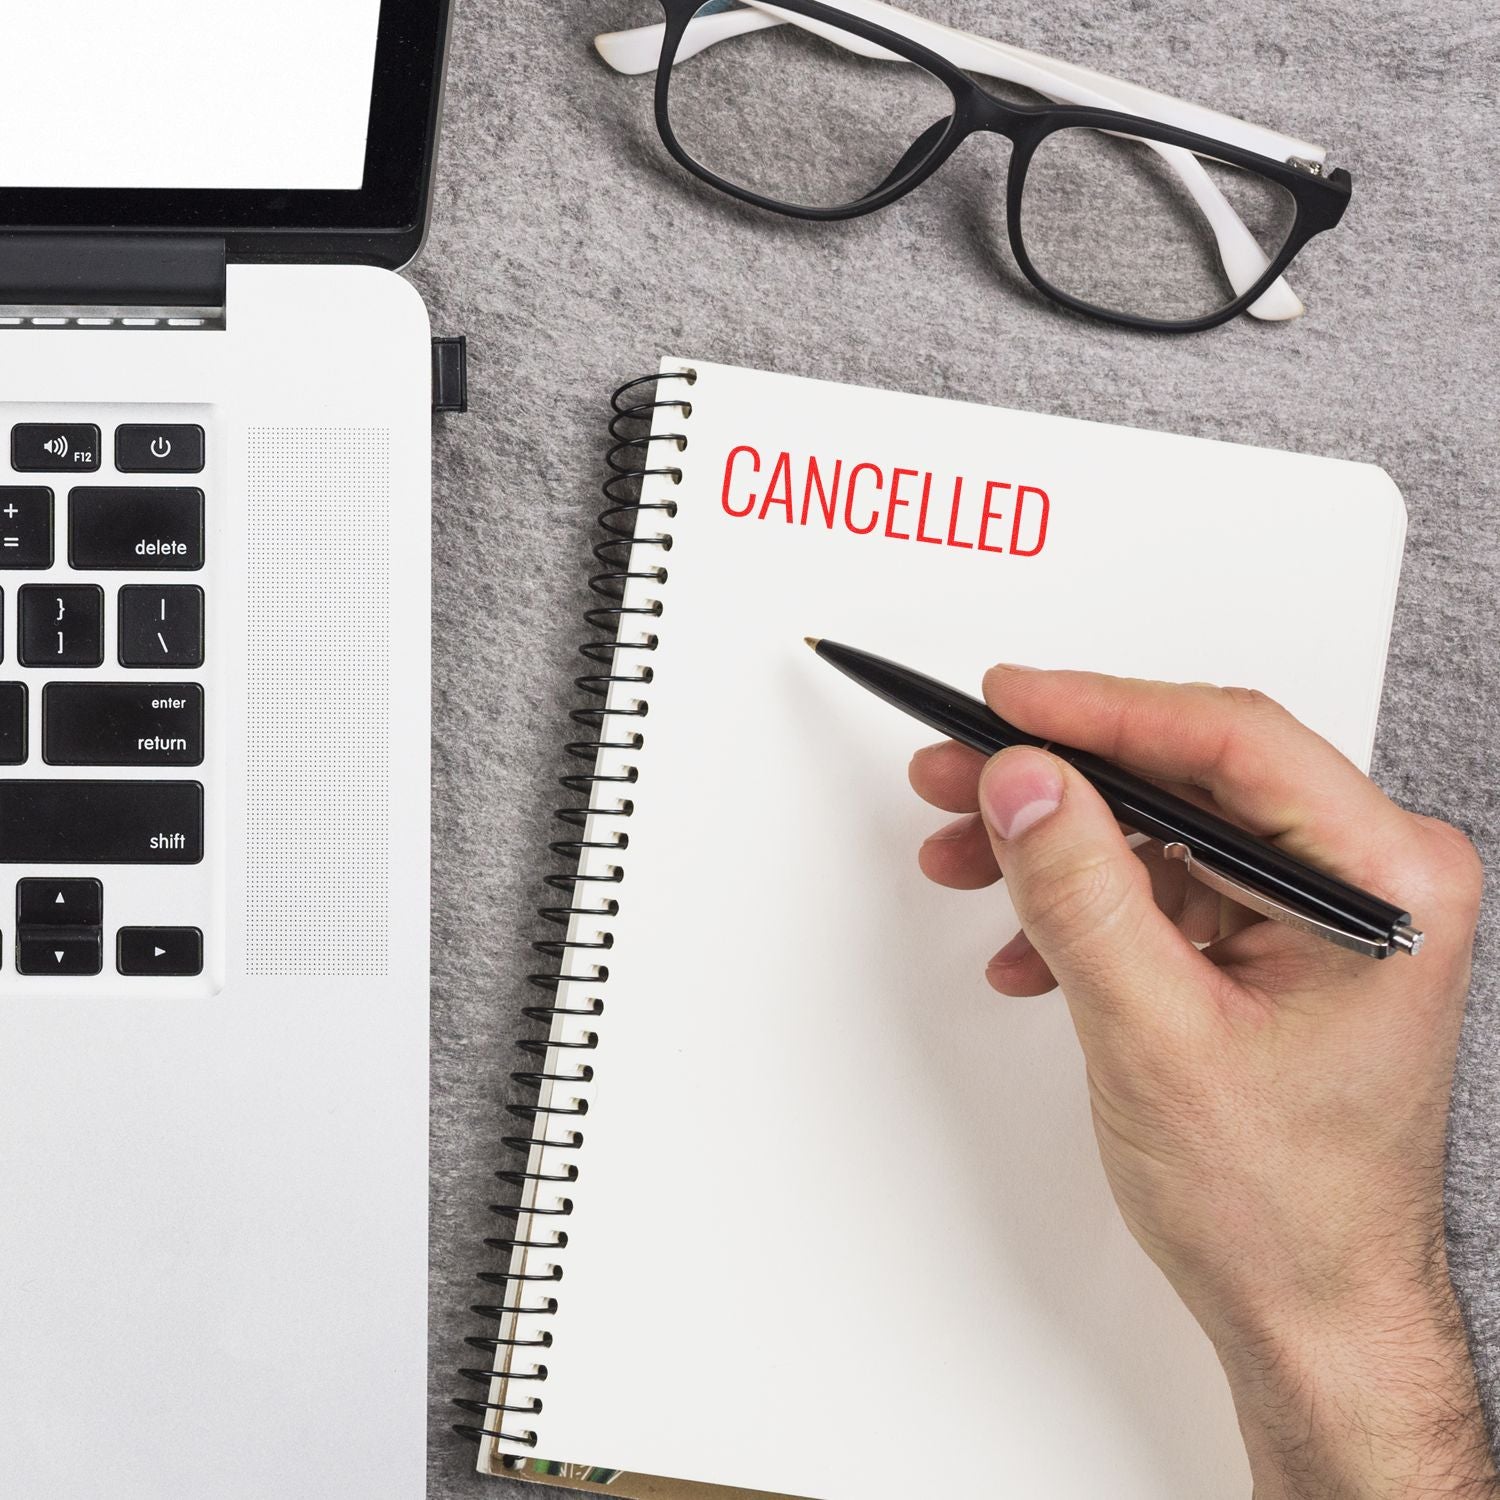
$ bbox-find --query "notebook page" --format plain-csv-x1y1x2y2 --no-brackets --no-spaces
495,360,1406,1497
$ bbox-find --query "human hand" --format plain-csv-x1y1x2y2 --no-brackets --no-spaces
910,667,1496,1498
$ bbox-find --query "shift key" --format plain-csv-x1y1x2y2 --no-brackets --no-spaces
69,488,203,570
0,781,202,863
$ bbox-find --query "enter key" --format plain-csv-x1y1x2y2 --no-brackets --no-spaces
43,683,203,766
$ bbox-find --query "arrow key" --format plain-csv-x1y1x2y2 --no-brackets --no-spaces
17,930,102,976
117,926,202,977
18,877,103,927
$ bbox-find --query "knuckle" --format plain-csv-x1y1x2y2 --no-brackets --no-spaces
1217,684,1286,718
1215,686,1297,770
1428,823,1485,910
1208,688,1298,800
1360,817,1482,952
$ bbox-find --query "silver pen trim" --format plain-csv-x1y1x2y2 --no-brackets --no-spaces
1161,842,1420,959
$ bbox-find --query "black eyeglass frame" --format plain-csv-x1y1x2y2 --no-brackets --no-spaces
649,0,1352,332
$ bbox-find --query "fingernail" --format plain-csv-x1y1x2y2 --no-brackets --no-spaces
989,928,1034,967
990,662,1038,672
924,812,977,844
980,750,1063,840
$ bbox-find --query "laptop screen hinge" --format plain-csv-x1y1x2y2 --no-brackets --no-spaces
0,233,226,329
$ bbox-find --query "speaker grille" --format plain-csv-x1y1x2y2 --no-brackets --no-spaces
246,428,391,977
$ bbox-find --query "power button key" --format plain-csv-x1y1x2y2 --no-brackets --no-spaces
115,425,204,474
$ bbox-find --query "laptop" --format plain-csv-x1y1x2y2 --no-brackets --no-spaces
0,4,452,1495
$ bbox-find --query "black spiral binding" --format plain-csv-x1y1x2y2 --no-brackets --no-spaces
453,370,694,1460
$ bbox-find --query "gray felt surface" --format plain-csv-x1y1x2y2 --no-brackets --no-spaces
411,3,1500,1494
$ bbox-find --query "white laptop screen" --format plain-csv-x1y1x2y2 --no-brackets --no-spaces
0,0,382,190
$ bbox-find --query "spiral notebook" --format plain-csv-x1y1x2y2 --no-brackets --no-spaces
459,359,1408,1499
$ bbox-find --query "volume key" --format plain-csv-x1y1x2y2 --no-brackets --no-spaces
11,424,101,473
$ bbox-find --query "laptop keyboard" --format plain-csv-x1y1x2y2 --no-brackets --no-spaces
1,405,217,988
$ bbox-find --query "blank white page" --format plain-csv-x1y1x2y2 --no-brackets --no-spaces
485,359,1406,1498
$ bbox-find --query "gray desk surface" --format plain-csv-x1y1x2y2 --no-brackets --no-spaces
415,3,1499,1494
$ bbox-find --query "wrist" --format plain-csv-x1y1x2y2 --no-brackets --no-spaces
1215,1266,1498,1498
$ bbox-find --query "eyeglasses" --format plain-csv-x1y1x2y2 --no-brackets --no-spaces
595,0,1352,332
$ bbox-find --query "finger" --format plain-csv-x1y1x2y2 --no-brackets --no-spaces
976,745,1227,1045
909,740,986,813
916,737,1226,832
983,666,1413,885
985,927,1058,996
1134,839,1190,922
1201,915,1361,1003
1215,895,1264,943
923,807,1247,933
1134,840,1243,945
917,812,1000,890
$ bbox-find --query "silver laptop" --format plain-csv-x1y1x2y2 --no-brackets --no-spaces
0,4,451,1494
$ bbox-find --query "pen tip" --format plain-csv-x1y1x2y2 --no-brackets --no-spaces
804,636,821,650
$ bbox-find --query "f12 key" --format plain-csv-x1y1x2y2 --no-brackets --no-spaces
11,424,100,473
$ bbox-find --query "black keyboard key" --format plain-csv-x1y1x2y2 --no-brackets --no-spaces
17,930,103,976
117,926,202,977
114,424,205,474
43,682,203,766
118,585,204,668
19,584,104,667
0,682,26,764
68,488,203,571
18,877,102,926
0,680,24,763
11,423,100,473
0,780,202,863
0,488,54,568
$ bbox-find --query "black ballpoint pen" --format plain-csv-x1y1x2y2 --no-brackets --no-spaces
807,637,1423,960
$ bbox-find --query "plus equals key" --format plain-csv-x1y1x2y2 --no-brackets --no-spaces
0,487,56,570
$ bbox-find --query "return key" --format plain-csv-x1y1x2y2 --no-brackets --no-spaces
43,683,203,766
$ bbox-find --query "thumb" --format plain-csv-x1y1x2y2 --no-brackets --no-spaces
977,746,1216,1040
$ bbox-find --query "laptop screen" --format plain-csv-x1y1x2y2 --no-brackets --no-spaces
0,1,382,191
0,0,449,265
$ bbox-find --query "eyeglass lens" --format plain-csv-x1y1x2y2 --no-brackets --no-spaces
1019,128,1298,322
664,3,957,212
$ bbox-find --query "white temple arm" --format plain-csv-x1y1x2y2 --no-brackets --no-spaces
596,0,1325,320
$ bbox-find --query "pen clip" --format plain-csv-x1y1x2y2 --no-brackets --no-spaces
1161,842,1398,959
